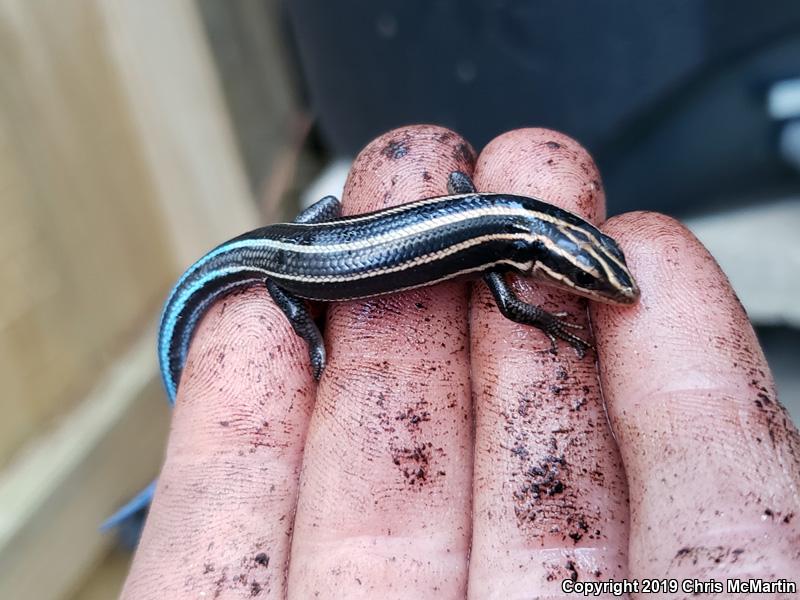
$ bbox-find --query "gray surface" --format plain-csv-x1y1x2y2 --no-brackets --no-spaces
685,199,800,327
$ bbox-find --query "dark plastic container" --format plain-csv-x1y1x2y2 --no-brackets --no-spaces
286,1,800,214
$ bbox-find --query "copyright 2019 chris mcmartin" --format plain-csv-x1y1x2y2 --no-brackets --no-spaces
561,577,797,596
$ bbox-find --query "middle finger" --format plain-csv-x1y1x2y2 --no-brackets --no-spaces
288,126,477,598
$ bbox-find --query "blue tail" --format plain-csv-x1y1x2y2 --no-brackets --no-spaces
101,479,157,546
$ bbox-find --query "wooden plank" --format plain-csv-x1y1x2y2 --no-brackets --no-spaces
0,0,261,597
99,0,258,266
0,329,169,600
68,547,132,600
197,0,299,197
0,0,176,464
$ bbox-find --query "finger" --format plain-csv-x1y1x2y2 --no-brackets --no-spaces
592,212,800,584
122,288,317,599
468,129,630,597
288,126,476,598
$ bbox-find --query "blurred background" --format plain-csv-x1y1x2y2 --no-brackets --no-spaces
1,1,798,598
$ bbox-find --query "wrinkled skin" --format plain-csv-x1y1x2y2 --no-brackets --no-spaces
122,126,800,600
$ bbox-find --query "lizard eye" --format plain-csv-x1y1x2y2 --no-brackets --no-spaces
574,271,595,287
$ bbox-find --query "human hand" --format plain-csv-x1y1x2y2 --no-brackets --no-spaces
121,126,799,599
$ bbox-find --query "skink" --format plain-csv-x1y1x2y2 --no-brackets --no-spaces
104,171,639,530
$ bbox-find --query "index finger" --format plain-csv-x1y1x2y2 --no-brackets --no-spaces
468,129,630,596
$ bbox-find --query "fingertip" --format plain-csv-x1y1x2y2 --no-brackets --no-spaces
593,210,762,374
325,123,477,366
342,125,476,213
602,210,690,258
477,128,605,222
470,126,610,359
